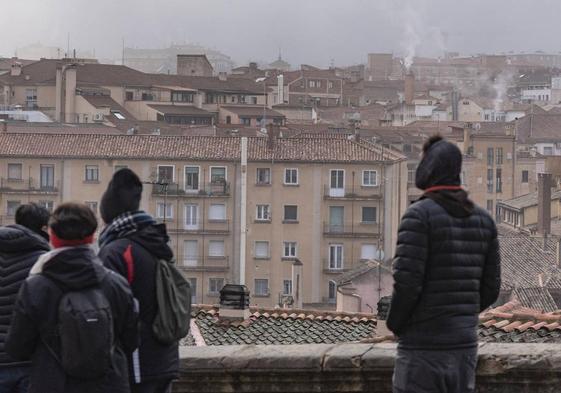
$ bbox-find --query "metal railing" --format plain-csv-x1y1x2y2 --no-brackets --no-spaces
165,219,230,234
323,185,381,200
177,256,230,272
152,181,230,197
323,222,380,237
0,178,60,194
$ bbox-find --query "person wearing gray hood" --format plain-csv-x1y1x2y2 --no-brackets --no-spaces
387,135,501,393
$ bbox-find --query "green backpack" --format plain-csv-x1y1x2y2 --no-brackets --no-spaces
152,259,192,345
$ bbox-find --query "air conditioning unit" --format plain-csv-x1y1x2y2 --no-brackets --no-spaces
93,113,104,121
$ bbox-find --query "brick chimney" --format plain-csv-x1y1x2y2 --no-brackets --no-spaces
10,62,22,77
404,72,414,105
267,124,280,150
538,173,552,236
219,284,250,321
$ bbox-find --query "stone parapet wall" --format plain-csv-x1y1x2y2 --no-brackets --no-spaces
175,343,561,392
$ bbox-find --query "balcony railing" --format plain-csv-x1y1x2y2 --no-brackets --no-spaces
177,256,229,272
0,178,60,194
152,181,230,197
323,222,380,238
323,185,381,200
165,219,230,235
322,258,349,274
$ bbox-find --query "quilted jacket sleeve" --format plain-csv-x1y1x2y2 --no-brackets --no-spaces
480,222,501,311
387,207,429,334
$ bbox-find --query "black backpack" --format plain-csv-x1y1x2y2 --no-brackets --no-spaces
44,275,115,379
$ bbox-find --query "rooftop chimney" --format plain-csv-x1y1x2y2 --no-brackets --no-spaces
0,120,7,133
218,72,227,81
404,72,414,105
10,62,22,77
267,124,280,150
249,62,258,71
376,296,392,337
219,284,250,321
538,173,552,236
291,259,303,309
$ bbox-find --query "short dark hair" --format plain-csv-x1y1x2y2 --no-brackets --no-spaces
49,202,97,240
422,134,444,153
15,203,50,235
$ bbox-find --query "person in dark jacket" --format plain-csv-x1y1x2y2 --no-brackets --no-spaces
387,135,501,393
98,169,178,393
5,203,138,393
0,203,50,393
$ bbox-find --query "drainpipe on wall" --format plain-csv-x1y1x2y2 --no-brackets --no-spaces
239,137,248,285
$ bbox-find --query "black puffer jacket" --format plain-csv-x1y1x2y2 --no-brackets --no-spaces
5,246,138,393
98,224,179,384
0,225,50,367
387,139,501,349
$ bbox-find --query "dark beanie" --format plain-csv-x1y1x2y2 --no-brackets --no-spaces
100,168,143,224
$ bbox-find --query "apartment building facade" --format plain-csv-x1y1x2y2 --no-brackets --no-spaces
0,132,406,309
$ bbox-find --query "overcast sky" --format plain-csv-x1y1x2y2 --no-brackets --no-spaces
3,0,561,67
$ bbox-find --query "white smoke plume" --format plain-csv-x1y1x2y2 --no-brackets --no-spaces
492,71,513,112
401,2,422,70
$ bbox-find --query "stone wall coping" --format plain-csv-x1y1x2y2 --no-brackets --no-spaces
179,342,561,375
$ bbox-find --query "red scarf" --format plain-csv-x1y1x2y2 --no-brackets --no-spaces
49,230,94,249
423,185,463,194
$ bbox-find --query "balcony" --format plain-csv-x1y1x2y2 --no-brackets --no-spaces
323,185,381,200
152,181,230,198
166,220,230,235
0,178,60,195
177,256,229,272
322,259,350,274
323,223,380,238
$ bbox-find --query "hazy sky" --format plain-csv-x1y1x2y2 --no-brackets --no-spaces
4,0,561,67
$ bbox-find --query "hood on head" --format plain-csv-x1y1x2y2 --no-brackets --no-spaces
415,139,463,190
128,223,173,261
0,224,50,254
100,168,143,224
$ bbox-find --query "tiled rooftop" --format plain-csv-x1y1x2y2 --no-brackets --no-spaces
186,306,377,346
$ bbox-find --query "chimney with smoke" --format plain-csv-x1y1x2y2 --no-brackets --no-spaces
538,173,552,236
267,124,280,150
404,72,414,105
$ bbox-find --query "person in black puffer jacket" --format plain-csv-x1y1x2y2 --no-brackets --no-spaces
98,169,178,393
0,203,50,393
387,135,501,393
5,203,138,393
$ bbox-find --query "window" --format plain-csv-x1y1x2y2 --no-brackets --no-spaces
544,146,554,156
40,165,54,189
157,165,175,183
226,115,231,124
284,168,298,185
256,204,271,221
361,244,378,260
85,201,98,214
328,281,337,302
487,148,494,166
254,279,269,296
329,244,343,270
209,278,224,296
171,91,194,103
184,204,199,229
141,92,154,101
256,168,271,185
330,170,345,193
407,164,416,186
125,91,134,101
7,163,22,180
487,169,493,193
25,88,37,108
183,240,198,266
486,200,493,213
112,111,125,120
254,241,269,259
85,165,99,182
208,240,225,257
496,148,504,165
309,80,316,88
284,205,298,221
362,170,378,186
7,201,20,216
283,280,292,295
38,200,54,212
329,206,344,232
251,97,258,105
157,203,173,219
522,170,529,183
188,278,197,303
209,204,226,221
185,166,200,191
362,207,377,223
328,81,334,89
496,169,502,193
241,118,251,126
210,167,226,183
283,241,297,258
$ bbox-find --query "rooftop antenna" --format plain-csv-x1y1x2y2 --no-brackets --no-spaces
67,33,70,59
122,37,125,66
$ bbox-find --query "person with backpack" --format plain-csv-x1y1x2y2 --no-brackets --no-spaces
98,169,181,393
5,203,139,393
0,203,51,393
